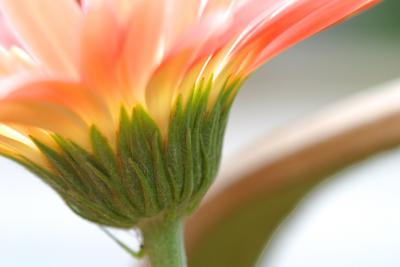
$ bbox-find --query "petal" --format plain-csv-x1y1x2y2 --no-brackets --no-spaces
192,0,379,81
198,0,307,79
3,80,113,138
0,47,35,78
0,81,92,146
245,0,381,73
111,0,137,23
0,47,44,97
8,124,56,148
145,0,379,129
80,1,127,124
0,131,43,163
217,0,380,76
121,0,166,104
0,99,89,146
163,0,204,48
0,12,18,48
101,0,138,25
202,0,238,15
80,1,123,96
145,11,232,129
0,0,83,76
146,0,273,98
0,124,34,147
0,124,42,158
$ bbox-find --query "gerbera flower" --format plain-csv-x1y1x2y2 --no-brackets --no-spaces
0,0,379,266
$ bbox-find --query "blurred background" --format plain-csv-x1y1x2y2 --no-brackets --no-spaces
1,1,400,266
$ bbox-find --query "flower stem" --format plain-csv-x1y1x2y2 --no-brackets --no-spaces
141,217,187,267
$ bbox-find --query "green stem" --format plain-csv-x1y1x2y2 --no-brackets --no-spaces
141,217,187,267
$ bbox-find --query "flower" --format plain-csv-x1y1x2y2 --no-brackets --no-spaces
0,0,379,229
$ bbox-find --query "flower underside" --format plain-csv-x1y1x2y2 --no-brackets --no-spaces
0,0,380,229
4,79,240,228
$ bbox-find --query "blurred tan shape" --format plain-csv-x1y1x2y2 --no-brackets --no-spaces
186,78,400,266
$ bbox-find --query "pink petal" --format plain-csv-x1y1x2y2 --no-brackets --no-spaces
162,0,204,48
106,0,138,25
224,0,380,75
246,0,381,73
202,0,238,16
0,12,18,48
0,47,35,78
0,0,83,77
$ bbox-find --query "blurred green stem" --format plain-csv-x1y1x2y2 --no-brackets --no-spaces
141,217,186,267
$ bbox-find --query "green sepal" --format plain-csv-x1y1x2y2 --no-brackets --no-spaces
16,78,241,228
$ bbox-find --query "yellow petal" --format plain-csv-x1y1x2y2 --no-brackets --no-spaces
0,99,88,146
0,127,45,165
3,79,116,144
145,11,231,127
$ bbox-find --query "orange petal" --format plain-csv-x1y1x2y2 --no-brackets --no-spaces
80,1,123,94
197,0,305,79
0,0,83,77
218,0,380,76
121,0,166,104
3,80,113,137
0,99,89,146
246,0,381,73
187,0,379,81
